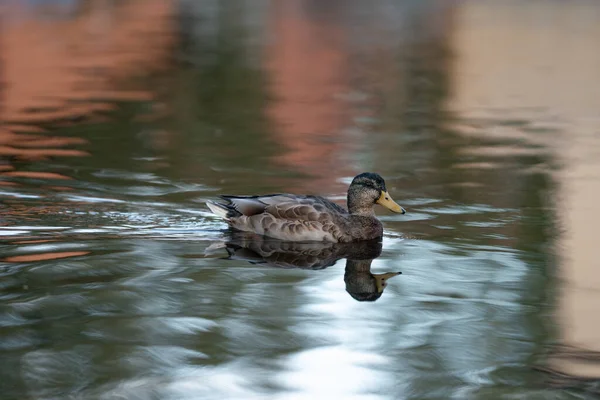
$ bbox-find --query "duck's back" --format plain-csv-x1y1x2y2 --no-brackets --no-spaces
208,194,355,242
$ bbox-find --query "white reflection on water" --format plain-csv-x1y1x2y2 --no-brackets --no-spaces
265,235,532,399
277,347,391,399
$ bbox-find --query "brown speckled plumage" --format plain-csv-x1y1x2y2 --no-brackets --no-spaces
206,172,405,243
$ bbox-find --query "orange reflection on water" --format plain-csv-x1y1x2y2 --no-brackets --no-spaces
2,251,90,263
11,239,57,245
3,0,175,124
2,171,73,180
1,0,176,183
448,0,600,385
266,2,353,192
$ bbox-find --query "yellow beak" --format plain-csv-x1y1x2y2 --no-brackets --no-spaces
376,191,406,214
374,272,402,293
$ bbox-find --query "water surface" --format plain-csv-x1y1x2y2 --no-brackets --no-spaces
2,1,600,399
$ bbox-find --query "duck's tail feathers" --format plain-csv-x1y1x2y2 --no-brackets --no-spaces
206,200,240,219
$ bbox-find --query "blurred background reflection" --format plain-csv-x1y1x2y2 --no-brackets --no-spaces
1,0,600,398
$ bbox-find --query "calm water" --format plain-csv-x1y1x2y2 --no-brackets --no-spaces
2,1,600,399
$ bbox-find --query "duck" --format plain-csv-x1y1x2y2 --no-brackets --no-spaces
206,172,406,243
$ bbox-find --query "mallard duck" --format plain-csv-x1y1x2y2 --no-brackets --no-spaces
206,172,406,243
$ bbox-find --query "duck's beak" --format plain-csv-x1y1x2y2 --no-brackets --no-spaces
377,191,406,214
374,272,402,293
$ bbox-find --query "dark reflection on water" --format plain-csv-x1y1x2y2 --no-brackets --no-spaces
208,232,400,301
2,0,600,399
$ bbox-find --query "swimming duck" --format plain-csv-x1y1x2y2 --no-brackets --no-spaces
206,172,406,243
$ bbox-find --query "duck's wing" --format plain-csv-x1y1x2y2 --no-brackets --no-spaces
220,194,347,219
207,194,293,219
218,194,297,217
219,195,349,242
267,195,347,218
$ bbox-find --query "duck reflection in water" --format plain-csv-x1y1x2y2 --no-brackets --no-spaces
208,231,401,302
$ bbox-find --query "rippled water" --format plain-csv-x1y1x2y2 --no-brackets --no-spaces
2,1,600,399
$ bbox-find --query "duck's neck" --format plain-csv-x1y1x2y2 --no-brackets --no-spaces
348,206,375,217
347,190,376,216
346,259,373,272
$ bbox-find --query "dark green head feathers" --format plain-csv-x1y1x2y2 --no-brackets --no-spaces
350,172,387,192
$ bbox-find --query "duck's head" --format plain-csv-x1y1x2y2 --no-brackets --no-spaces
344,259,402,302
347,172,406,216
